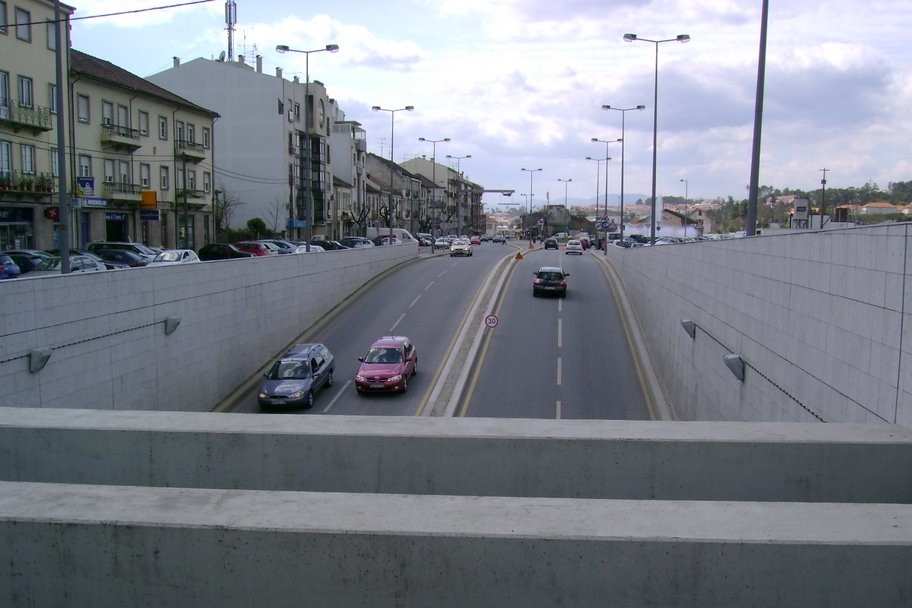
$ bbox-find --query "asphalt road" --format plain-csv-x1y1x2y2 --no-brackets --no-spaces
229,242,650,420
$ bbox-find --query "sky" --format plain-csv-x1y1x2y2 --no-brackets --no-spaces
70,0,912,210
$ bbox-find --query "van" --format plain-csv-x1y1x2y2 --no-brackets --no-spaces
364,228,417,245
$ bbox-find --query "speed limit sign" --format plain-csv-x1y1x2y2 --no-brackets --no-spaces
484,313,499,329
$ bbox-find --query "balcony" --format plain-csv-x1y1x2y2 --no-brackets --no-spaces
175,189,208,201
101,180,142,203
0,171,56,198
175,140,207,163
100,123,142,152
0,100,54,133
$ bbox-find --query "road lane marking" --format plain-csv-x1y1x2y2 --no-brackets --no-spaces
559,298,563,313
409,294,421,308
425,281,435,290
322,380,352,413
389,313,405,332
556,400,562,419
557,318,562,349
556,356,562,386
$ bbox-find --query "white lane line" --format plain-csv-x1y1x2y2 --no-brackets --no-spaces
557,318,563,349
559,298,563,313
556,400,562,419
556,356,562,386
322,380,352,413
389,313,406,332
425,281,435,290
409,294,421,308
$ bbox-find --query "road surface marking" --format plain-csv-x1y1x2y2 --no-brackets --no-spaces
409,294,421,308
557,318,563,348
556,400,562,419
389,313,405,332
556,356,562,386
322,380,352,413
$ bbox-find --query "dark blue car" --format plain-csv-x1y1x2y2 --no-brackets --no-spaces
0,254,21,279
257,343,335,410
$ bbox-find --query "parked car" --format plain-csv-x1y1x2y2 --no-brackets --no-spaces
1,250,51,274
564,239,584,255
374,235,401,246
532,266,569,297
259,239,297,254
313,240,350,251
415,233,434,247
147,249,201,266
543,238,558,250
449,238,472,257
338,237,374,249
86,241,157,263
257,343,335,410
28,254,108,276
0,254,21,279
355,336,418,394
235,241,275,256
95,249,148,267
292,244,325,253
433,237,449,250
198,243,254,260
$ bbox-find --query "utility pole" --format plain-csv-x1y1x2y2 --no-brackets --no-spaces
819,168,829,227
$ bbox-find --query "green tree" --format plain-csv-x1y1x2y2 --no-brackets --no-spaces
246,218,267,239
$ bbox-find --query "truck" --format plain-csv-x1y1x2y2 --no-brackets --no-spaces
364,227,418,245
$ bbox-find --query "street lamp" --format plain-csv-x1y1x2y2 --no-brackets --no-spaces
586,156,610,239
372,105,415,243
591,138,621,244
623,32,690,244
446,154,471,236
419,137,449,234
521,168,542,240
680,178,688,238
602,104,645,242
557,178,572,206
276,43,340,251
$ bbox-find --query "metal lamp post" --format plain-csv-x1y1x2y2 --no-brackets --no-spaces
558,178,572,206
586,156,610,240
276,43,340,251
372,105,414,243
680,178,688,238
623,33,690,244
602,104,645,242
591,138,621,246
446,154,471,236
521,168,542,240
419,137,449,234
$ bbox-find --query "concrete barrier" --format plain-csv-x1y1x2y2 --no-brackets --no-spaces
1,481,910,606
2,408,911,503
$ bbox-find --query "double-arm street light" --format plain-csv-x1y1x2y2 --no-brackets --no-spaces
521,168,543,239
602,104,645,242
276,43,340,250
419,137,449,233
557,178,572,206
372,105,414,243
623,33,690,244
586,156,610,236
591,138,621,243
447,154,471,235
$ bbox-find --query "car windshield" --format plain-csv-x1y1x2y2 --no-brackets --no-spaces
539,272,564,281
35,257,62,271
154,251,181,262
267,360,311,380
364,348,402,364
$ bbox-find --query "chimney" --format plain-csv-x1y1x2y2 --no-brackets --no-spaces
239,55,245,65
256,55,263,73
173,57,180,68
293,75,299,84
276,67,283,79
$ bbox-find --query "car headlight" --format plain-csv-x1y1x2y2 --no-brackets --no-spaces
355,374,366,383
388,374,402,383
257,391,268,399
289,390,305,399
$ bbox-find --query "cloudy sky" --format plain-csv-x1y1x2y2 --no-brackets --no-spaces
71,0,912,209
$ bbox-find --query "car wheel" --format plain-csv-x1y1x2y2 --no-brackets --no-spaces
304,390,314,409
412,361,417,376
326,369,334,387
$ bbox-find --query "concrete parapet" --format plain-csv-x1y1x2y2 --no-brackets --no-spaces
2,408,911,503
1,481,910,606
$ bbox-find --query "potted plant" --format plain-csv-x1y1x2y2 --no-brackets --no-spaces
35,173,54,192
17,175,34,191
0,173,11,190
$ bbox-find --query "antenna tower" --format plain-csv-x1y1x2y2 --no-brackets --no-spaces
225,0,237,61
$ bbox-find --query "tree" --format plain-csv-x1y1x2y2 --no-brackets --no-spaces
212,186,243,239
266,198,285,236
246,218,267,239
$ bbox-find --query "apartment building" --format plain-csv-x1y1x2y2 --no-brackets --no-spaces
69,50,219,248
149,55,341,240
0,0,74,250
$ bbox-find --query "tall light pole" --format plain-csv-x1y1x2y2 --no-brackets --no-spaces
418,137,449,234
557,178,572,206
372,105,414,243
447,154,471,236
680,178,688,238
521,168,542,240
591,138,621,245
585,157,604,228
602,105,645,242
623,33,690,244
276,43,340,251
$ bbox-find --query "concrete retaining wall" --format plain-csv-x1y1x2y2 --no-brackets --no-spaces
0,246,416,411
605,225,912,429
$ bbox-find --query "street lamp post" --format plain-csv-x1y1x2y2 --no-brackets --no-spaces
372,105,414,244
419,137,449,234
602,105,645,242
447,154,471,235
591,138,621,246
680,178,688,238
623,33,690,244
521,168,542,241
586,156,610,240
557,178,572,206
276,43,340,251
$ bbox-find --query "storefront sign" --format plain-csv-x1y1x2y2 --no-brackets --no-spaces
106,212,129,221
140,209,161,221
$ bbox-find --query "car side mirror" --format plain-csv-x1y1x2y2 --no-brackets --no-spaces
357,356,364,362
564,272,570,277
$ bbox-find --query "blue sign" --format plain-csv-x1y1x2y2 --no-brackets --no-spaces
74,197,107,208
140,209,161,221
76,176,96,197
286,218,308,228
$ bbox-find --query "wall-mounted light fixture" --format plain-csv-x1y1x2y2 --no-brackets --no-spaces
29,348,52,373
164,316,182,335
681,319,696,339
723,353,745,382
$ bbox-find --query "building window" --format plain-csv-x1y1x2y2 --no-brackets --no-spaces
175,120,184,144
77,94,89,122
0,141,11,177
119,160,130,185
0,2,8,35
14,7,29,42
186,124,195,144
158,116,168,140
78,155,92,177
20,144,35,174
140,163,150,188
202,126,210,148
103,159,114,183
48,83,57,113
187,170,196,191
102,100,113,125
138,111,149,135
50,148,59,176
293,102,301,121
203,171,211,193
159,165,169,190
46,19,56,50
17,76,32,108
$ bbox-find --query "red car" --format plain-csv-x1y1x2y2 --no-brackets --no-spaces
355,336,418,394
235,241,274,256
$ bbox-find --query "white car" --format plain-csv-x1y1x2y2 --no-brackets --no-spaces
564,239,584,255
449,238,472,257
293,244,325,253
27,254,108,276
147,249,201,266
